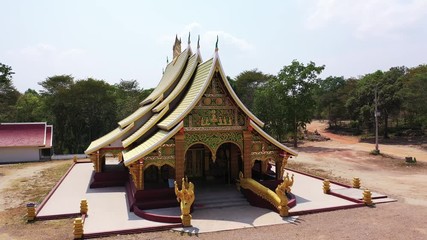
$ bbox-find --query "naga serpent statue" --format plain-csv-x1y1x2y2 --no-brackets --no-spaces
275,172,294,217
174,177,195,226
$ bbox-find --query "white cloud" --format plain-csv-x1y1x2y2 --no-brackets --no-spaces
5,44,90,91
305,0,427,38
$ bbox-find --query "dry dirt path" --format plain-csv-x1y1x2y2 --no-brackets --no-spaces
297,120,427,207
0,161,66,211
306,120,427,162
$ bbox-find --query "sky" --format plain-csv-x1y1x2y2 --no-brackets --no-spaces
2,0,427,93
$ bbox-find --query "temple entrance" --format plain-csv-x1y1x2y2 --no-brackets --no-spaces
184,142,241,185
144,165,175,189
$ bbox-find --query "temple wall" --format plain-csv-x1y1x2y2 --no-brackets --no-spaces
0,147,40,163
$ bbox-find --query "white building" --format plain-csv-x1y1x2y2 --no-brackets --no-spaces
0,122,53,163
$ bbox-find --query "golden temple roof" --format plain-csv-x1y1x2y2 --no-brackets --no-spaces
85,37,297,164
122,105,169,148
157,58,214,131
123,122,183,166
84,122,134,155
153,53,199,112
140,48,191,106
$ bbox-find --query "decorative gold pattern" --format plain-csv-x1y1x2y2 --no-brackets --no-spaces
143,156,175,169
184,132,243,160
129,162,144,190
184,126,245,132
279,154,290,180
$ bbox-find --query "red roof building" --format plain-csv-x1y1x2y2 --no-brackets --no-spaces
0,122,53,163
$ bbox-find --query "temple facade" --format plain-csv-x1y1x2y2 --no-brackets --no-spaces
85,36,297,212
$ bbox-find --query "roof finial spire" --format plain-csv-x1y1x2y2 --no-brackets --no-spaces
173,34,182,59
188,32,191,45
166,56,169,64
215,35,219,52
197,35,200,49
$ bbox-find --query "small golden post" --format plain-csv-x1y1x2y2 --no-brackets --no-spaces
80,199,88,214
323,179,331,193
363,189,374,206
352,177,361,188
73,217,84,239
26,203,36,222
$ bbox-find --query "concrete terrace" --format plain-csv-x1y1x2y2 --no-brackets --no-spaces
35,162,395,236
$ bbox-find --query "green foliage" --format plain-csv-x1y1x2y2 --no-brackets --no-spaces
234,69,272,111
0,63,20,122
346,67,405,137
254,77,287,141
15,89,45,122
254,60,324,146
315,76,351,126
114,79,151,122
399,65,427,130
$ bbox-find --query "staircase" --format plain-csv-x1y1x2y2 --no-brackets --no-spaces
193,185,249,210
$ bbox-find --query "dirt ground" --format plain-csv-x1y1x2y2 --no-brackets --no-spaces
1,124,427,239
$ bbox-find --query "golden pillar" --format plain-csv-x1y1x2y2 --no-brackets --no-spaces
90,152,102,172
243,131,252,179
129,161,144,190
175,132,185,187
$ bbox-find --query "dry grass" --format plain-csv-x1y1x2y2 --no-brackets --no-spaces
0,161,74,239
287,161,351,186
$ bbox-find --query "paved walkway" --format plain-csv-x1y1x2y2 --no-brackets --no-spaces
36,162,394,235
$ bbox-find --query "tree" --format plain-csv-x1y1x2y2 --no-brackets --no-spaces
254,60,324,147
234,69,272,111
316,76,347,126
15,89,45,122
114,79,148,122
346,68,405,138
61,78,117,153
39,75,74,96
254,77,288,142
277,60,324,147
399,64,427,129
378,67,406,138
0,63,20,122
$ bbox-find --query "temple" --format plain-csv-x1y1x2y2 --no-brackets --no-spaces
85,35,298,217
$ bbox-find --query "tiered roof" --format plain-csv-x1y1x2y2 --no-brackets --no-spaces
85,37,297,166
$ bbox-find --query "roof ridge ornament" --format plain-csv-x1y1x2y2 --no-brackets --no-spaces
173,34,182,59
188,32,191,45
167,56,169,64
197,35,200,49
215,35,219,52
